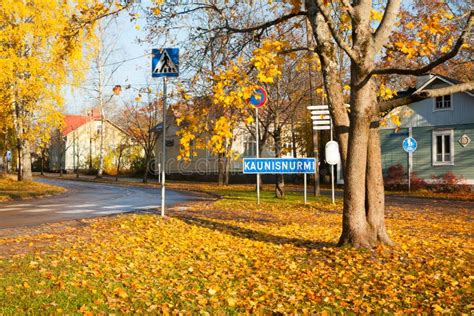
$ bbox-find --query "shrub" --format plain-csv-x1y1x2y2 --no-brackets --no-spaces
429,172,471,193
410,171,428,191
384,164,405,190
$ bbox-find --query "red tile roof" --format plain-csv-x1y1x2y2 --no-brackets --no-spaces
63,115,91,136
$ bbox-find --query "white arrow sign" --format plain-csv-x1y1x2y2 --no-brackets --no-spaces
307,105,329,110
313,120,331,125
311,115,331,120
313,126,330,130
311,110,330,115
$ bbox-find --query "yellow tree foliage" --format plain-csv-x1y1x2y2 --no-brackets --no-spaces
176,39,287,161
0,0,127,177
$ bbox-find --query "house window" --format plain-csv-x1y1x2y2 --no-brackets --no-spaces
432,130,454,165
434,95,451,110
96,122,102,134
244,140,257,157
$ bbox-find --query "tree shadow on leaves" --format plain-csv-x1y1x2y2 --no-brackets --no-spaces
171,212,336,250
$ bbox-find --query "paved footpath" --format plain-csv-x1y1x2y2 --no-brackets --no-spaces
0,178,208,230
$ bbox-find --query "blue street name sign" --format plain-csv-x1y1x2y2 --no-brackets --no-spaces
152,48,179,78
243,158,316,174
403,137,417,153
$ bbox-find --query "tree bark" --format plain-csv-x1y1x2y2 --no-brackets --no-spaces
40,149,45,176
366,122,394,246
16,140,22,181
217,153,225,186
274,125,285,198
21,140,32,181
338,74,374,248
116,146,124,181
143,153,150,183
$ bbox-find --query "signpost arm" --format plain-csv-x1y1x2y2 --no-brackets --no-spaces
256,107,260,205
161,77,167,217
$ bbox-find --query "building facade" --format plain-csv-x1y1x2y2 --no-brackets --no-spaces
49,112,132,173
380,74,474,185
153,117,296,178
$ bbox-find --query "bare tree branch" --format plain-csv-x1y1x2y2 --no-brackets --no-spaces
314,0,359,62
278,46,315,54
379,81,474,112
373,0,401,53
372,11,473,76
340,0,355,19
199,11,307,34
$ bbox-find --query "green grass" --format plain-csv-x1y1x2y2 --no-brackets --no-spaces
0,175,66,202
216,188,338,205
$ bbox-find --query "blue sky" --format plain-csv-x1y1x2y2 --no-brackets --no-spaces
65,4,159,114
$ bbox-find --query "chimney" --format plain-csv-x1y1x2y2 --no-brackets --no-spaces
416,74,433,89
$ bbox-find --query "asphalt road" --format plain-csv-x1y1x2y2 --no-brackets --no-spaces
0,179,206,229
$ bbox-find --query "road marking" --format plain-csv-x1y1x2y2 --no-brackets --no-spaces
69,204,97,208
133,205,160,210
0,207,23,212
102,205,132,209
23,209,53,213
57,209,96,214
93,210,128,215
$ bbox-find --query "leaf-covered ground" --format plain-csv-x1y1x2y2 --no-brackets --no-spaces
0,186,472,314
0,175,66,202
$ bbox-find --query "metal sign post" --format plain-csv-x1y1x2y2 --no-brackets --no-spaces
5,150,11,173
248,86,267,205
304,173,307,204
161,77,167,217
152,48,179,217
403,130,417,193
330,123,335,204
243,157,316,205
308,105,347,204
255,107,260,204
325,120,341,205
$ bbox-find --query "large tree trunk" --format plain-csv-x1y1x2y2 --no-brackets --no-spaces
217,153,225,186
365,112,394,246
143,153,150,183
22,140,32,181
274,125,285,198
338,74,393,248
97,118,105,178
16,141,22,181
40,149,45,176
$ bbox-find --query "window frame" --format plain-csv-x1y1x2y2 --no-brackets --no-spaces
433,94,453,112
243,139,257,157
432,129,454,166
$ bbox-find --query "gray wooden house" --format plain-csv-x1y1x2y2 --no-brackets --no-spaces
380,74,474,185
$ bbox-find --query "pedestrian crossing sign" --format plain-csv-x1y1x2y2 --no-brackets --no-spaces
152,48,179,78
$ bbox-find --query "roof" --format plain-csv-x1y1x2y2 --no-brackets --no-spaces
63,115,91,136
415,74,474,97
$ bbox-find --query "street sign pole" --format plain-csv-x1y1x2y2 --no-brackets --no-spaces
248,86,267,205
304,173,307,205
330,119,335,204
161,77,167,217
403,132,417,194
152,47,179,217
256,107,260,205
408,127,412,193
